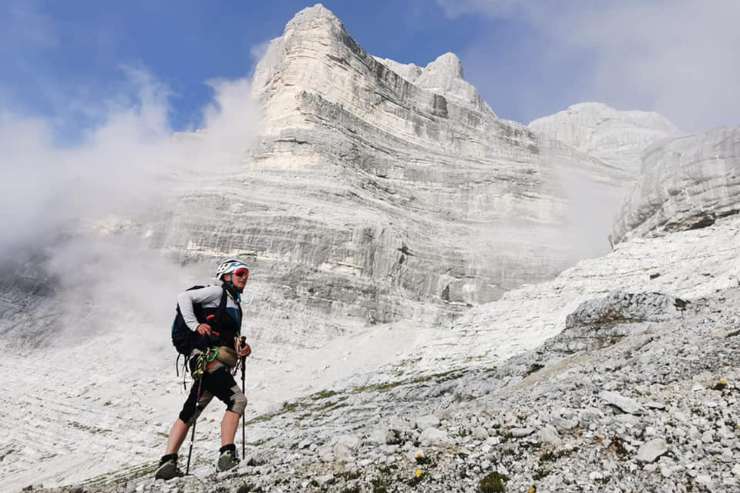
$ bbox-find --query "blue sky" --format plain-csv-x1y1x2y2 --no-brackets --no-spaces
2,0,738,138
0,1,491,134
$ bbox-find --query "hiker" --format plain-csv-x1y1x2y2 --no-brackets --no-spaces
155,258,252,480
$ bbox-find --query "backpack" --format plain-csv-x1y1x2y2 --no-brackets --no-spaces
171,285,228,355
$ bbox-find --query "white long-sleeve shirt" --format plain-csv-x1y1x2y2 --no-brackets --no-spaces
176,285,241,331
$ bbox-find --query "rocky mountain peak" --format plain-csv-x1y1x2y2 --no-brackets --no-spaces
251,3,355,113
424,52,465,79
529,102,679,174
414,51,492,114
285,3,343,34
254,4,494,116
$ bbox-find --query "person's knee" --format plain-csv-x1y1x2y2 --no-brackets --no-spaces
178,404,204,426
228,390,247,416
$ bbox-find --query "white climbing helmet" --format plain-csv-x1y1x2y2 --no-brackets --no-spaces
215,258,249,279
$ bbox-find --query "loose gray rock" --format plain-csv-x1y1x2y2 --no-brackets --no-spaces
317,445,333,462
645,401,666,410
472,425,489,440
551,415,579,431
510,427,535,438
695,474,715,490
636,438,668,463
538,425,562,446
316,473,334,486
600,391,644,415
333,434,360,462
415,414,440,430
367,426,387,445
420,427,452,446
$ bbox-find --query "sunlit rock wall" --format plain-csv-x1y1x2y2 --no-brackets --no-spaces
612,127,740,243
154,5,629,346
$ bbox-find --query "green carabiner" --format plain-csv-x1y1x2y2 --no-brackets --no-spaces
205,347,219,363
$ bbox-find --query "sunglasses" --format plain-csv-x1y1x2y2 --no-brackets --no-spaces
233,267,250,278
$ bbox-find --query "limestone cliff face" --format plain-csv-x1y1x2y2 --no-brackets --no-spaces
529,102,678,175
373,52,495,114
156,4,628,346
611,127,740,243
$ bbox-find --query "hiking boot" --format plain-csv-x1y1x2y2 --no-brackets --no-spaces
217,448,240,472
155,454,184,480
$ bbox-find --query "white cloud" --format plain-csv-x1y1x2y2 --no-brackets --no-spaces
250,39,272,65
437,0,740,131
0,67,260,339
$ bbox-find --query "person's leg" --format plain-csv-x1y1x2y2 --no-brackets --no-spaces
221,410,241,447
206,368,248,447
156,355,217,480
164,419,190,455
166,385,214,454
204,367,247,471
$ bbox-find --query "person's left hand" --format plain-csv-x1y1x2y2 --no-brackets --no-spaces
237,343,252,358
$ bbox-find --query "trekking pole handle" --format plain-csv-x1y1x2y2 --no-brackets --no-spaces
237,336,249,358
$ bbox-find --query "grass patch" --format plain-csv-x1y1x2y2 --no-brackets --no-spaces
244,400,303,426
533,466,551,480
282,401,299,412
351,381,405,394
338,469,362,481
538,446,579,464
351,369,467,395
80,461,158,489
479,471,509,492
371,475,390,493
313,395,350,412
310,389,340,400
607,436,628,458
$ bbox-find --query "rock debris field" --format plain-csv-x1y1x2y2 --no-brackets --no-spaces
28,246,740,492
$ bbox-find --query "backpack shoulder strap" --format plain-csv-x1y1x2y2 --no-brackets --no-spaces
215,285,228,331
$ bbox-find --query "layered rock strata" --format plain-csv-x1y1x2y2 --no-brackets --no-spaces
156,5,628,348
612,127,740,243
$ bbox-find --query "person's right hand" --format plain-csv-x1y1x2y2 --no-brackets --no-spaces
196,323,212,336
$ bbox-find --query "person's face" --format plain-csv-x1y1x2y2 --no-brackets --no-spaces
229,267,249,289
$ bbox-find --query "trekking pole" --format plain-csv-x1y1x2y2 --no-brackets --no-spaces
186,358,205,475
239,336,247,459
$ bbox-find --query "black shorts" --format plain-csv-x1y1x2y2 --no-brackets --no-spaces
178,366,247,423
